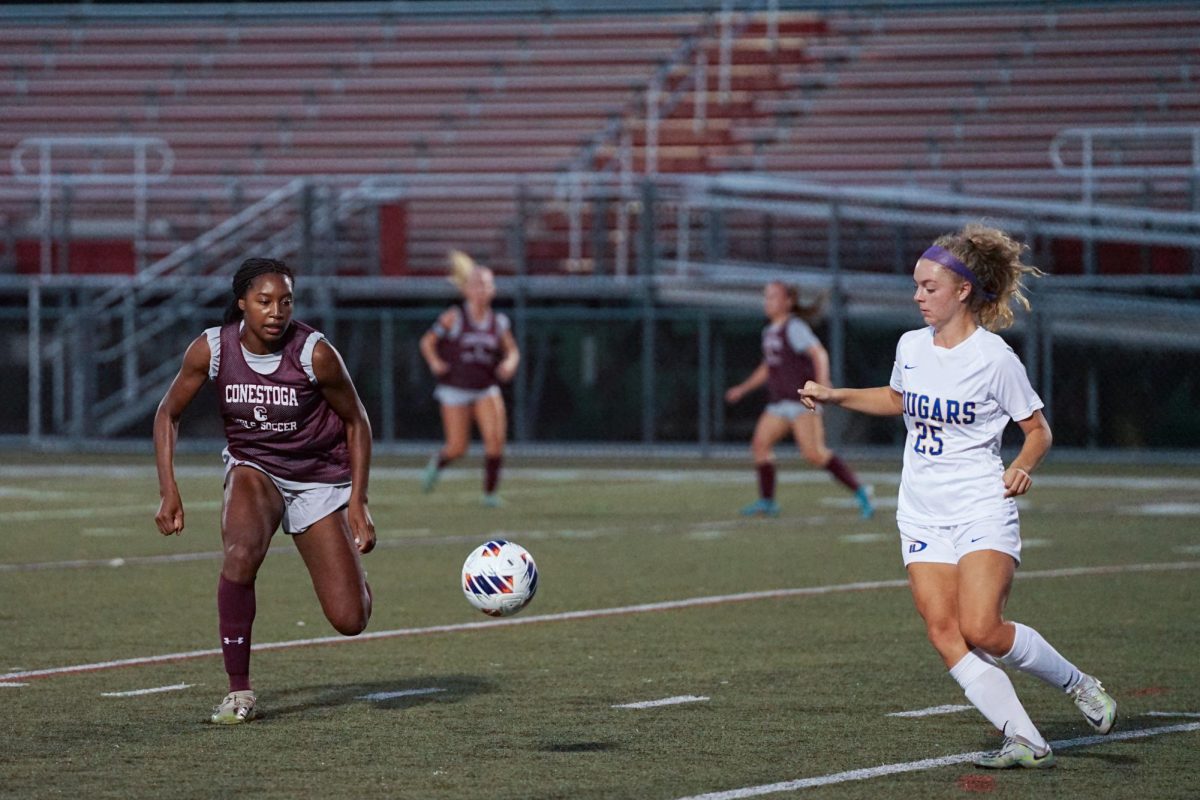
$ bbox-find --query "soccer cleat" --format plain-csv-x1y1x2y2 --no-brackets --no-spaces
210,690,257,725
420,455,441,493
854,486,875,519
740,498,781,517
481,493,504,508
975,732,1056,769
1069,674,1117,734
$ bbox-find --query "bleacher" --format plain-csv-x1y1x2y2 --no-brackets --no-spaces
0,14,719,273
713,5,1200,198
1,4,1197,278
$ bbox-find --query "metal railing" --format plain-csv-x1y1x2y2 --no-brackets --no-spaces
1050,126,1200,207
10,136,175,273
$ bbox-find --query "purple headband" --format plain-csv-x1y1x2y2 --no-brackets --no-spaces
921,245,996,301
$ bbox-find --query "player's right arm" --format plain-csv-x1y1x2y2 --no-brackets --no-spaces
799,382,903,416
418,307,456,377
153,334,211,536
725,361,769,404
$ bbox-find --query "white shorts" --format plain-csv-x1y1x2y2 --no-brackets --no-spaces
222,449,352,535
898,506,1022,567
435,384,501,407
764,400,816,421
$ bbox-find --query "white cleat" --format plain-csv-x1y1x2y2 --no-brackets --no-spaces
1069,674,1117,734
210,690,257,725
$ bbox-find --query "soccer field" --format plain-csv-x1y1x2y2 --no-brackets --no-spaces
2,455,1198,800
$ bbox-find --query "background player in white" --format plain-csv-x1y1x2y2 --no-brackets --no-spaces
726,281,873,518
800,224,1116,769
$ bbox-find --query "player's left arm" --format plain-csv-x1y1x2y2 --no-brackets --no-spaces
496,327,520,383
312,339,376,554
1004,410,1052,498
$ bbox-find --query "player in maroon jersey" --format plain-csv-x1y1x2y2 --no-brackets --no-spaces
153,257,375,724
725,281,874,518
418,251,520,506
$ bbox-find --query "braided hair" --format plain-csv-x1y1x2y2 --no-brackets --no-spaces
224,257,295,324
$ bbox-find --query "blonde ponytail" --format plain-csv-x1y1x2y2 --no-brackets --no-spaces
447,250,478,291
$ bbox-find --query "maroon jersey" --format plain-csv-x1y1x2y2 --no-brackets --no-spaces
216,319,350,483
763,316,819,403
434,304,510,390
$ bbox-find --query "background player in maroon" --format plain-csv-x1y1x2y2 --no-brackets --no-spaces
154,257,375,724
725,281,874,518
419,251,520,507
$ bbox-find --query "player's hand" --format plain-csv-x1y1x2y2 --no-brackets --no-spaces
496,361,517,383
799,380,833,410
724,386,744,404
1003,466,1032,498
430,358,450,377
348,501,376,554
155,492,185,536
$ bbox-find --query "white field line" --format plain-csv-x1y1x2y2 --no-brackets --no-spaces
358,688,445,701
673,723,1200,800
0,501,220,524
613,695,709,709
0,682,28,688
1146,710,1200,718
4,464,1200,491
100,683,193,697
0,527,583,573
3,560,1198,684
886,704,973,718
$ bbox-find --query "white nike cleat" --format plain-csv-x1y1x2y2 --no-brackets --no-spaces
975,731,1056,769
210,690,257,724
1069,673,1117,734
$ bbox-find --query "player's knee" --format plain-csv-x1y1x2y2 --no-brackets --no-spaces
958,618,1004,652
330,605,369,636
799,447,826,467
924,617,960,650
443,441,468,460
221,542,265,583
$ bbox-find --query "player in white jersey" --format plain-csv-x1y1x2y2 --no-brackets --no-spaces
800,224,1116,769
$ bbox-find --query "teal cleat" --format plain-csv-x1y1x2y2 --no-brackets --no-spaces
855,486,875,519
740,498,781,517
975,732,1055,769
1069,674,1117,734
481,493,504,508
420,456,441,494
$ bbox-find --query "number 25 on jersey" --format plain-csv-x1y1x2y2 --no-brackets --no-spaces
913,421,944,456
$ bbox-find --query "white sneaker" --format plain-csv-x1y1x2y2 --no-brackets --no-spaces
1069,674,1117,734
210,690,257,724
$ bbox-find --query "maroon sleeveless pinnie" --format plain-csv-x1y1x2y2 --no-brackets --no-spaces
217,319,351,483
436,304,509,391
763,316,817,403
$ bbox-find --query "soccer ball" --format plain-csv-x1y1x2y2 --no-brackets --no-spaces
461,539,539,617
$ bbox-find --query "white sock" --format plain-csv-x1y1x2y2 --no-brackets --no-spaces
949,650,1047,750
999,622,1083,692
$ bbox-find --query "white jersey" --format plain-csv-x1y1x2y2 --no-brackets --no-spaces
889,326,1043,525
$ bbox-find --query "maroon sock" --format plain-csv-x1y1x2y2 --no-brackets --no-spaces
824,454,861,492
484,455,503,494
217,575,256,693
436,452,453,469
756,462,776,501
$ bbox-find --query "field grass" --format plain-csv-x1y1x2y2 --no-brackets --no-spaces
1,454,1198,799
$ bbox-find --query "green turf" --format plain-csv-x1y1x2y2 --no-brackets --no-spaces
1,455,1198,799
